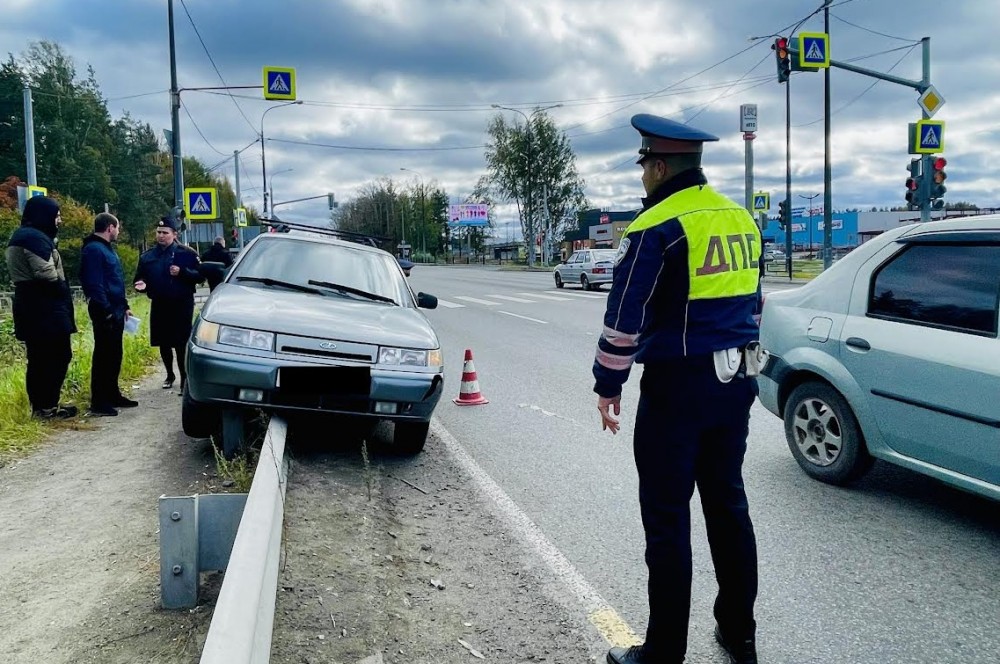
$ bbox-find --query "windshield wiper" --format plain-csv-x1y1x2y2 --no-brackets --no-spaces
308,280,398,305
236,276,324,295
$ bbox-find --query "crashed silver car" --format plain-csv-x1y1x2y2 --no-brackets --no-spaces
183,225,443,455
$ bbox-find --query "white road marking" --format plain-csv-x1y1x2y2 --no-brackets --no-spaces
488,294,536,303
548,290,605,299
430,420,640,648
499,311,548,324
436,299,465,309
455,296,501,306
518,292,572,301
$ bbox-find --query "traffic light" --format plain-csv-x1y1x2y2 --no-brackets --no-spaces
773,37,791,83
778,199,790,230
930,156,947,209
905,158,922,209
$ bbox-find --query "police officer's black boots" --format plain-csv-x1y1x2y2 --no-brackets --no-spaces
714,625,758,664
607,644,663,664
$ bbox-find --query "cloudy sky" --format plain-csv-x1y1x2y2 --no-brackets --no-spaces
4,0,997,229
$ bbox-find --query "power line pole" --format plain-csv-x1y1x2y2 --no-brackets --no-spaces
167,0,185,242
23,83,37,185
822,0,833,270
234,149,243,251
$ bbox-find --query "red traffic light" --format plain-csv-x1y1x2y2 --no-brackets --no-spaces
906,178,917,191
933,157,947,170
776,37,788,49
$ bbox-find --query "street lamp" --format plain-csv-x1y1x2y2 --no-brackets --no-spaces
490,103,562,265
400,167,426,257
260,100,303,216
800,192,820,258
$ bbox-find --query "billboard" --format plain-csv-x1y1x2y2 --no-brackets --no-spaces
448,203,489,227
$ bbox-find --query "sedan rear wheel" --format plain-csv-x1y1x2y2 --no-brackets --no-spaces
581,274,591,291
784,381,873,485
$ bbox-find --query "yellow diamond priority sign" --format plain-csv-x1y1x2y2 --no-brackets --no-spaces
918,85,945,119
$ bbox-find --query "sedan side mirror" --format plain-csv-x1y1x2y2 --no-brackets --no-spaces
417,292,438,310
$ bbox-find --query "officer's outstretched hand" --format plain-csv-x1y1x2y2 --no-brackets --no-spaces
598,395,621,435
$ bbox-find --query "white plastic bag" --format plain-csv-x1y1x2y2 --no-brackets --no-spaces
124,315,141,335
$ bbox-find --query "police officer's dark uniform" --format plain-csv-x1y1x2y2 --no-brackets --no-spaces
134,217,203,390
594,114,762,664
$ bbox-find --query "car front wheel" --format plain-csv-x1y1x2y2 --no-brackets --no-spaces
554,273,564,288
182,385,218,439
783,381,873,485
393,420,429,454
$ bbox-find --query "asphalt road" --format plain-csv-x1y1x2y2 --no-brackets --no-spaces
408,264,1000,664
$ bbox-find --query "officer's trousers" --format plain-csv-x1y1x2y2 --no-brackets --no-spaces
633,356,758,661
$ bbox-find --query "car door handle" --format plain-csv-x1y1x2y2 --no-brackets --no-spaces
845,337,871,351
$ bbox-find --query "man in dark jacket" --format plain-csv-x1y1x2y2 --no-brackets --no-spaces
80,212,138,416
134,216,203,391
199,236,233,291
4,196,78,419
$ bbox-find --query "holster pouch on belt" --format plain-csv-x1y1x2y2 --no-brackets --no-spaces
713,347,742,383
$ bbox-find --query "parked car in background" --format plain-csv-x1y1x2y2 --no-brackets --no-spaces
183,224,443,457
758,216,1000,501
554,249,617,290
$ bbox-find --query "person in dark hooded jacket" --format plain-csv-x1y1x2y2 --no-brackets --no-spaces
4,196,78,419
80,212,138,416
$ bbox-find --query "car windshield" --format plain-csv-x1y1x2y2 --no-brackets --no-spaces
230,237,411,306
593,250,617,262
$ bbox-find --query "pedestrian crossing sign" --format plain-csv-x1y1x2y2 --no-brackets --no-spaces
914,119,945,154
234,207,248,227
184,187,218,220
753,192,770,212
798,33,830,69
263,66,296,101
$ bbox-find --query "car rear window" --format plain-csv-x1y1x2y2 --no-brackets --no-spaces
868,243,1000,336
231,237,412,305
593,251,617,262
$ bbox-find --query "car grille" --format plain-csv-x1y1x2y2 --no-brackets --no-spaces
275,333,377,363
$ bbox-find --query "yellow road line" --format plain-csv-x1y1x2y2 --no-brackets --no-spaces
589,607,641,647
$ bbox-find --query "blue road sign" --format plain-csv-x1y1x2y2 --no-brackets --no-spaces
799,32,830,69
915,120,945,154
263,66,296,101
184,187,218,220
753,193,770,211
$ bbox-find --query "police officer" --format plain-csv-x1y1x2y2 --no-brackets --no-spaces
595,114,762,664
134,216,203,391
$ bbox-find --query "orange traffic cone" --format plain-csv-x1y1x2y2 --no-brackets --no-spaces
453,349,489,406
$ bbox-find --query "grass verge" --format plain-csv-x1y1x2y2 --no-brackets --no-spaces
0,297,158,464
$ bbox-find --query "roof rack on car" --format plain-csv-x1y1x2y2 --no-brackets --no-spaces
258,218,388,249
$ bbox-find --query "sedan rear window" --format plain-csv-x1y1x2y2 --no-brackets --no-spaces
868,243,1000,336
231,237,412,306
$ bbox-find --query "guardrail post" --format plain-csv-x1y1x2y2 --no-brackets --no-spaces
159,496,199,609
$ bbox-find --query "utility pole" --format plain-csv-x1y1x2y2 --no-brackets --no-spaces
800,193,820,258
784,77,793,281
23,84,37,185
920,37,932,224
167,0,185,243
821,0,833,270
234,149,243,250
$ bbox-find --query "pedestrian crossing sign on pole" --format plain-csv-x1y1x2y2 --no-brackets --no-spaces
798,33,830,69
914,120,945,154
184,187,218,220
263,66,296,101
234,207,248,227
753,192,770,212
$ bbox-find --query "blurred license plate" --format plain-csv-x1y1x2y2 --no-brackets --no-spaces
278,366,371,395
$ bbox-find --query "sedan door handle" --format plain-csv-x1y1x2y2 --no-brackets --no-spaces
845,337,871,351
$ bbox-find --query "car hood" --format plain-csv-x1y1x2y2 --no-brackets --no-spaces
201,283,439,349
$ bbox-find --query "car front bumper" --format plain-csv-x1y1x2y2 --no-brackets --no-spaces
186,343,443,421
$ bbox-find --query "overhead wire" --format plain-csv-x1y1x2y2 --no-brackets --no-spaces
178,0,258,135
181,101,228,156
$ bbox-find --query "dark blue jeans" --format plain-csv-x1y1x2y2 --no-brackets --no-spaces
633,356,758,661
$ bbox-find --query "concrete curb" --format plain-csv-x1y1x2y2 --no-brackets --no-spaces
200,417,288,664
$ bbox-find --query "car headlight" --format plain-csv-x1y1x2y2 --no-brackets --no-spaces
378,347,443,367
195,320,274,351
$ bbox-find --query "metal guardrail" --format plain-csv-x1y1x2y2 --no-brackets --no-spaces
199,416,288,664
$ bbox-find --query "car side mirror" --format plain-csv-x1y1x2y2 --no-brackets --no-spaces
560,259,567,264
417,292,438,310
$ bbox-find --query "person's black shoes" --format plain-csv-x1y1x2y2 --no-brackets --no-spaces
715,625,758,664
162,375,175,389
89,404,119,417
113,395,139,408
607,645,658,664
33,405,77,420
